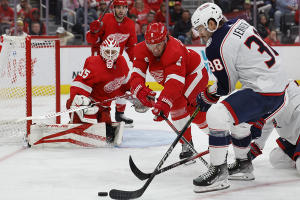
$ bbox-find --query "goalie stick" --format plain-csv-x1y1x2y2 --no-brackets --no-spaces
129,149,209,181
109,104,201,200
16,93,132,122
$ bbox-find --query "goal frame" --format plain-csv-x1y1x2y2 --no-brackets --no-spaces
25,36,61,137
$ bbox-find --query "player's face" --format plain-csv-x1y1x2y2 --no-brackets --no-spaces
196,25,213,42
115,6,127,19
147,41,166,57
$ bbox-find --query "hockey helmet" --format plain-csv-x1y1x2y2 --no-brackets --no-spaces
113,0,128,7
191,3,223,33
100,37,120,68
144,22,167,44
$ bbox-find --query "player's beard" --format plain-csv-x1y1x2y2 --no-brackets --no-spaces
115,12,125,21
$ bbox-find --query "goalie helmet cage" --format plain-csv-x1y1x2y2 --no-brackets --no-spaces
0,36,60,143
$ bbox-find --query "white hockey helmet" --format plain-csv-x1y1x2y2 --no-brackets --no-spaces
191,3,223,33
100,37,120,68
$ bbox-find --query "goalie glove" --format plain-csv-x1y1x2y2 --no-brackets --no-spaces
196,86,219,112
71,95,99,124
131,83,156,107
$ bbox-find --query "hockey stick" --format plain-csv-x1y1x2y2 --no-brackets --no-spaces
16,93,131,122
98,0,114,23
161,113,209,168
129,149,209,180
109,104,201,200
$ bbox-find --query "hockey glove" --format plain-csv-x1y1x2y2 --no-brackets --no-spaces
152,95,173,122
71,95,99,123
250,142,262,160
251,118,265,139
131,83,156,107
90,20,103,33
196,86,219,112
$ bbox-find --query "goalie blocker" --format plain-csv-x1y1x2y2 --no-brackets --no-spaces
28,122,125,148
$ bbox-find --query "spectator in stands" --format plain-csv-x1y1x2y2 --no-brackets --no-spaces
63,0,79,26
172,9,192,43
241,0,254,25
274,0,298,32
79,0,99,9
264,29,281,45
296,9,299,24
184,27,204,45
10,12,29,34
137,23,147,43
15,0,32,19
0,0,14,35
97,0,111,16
219,0,230,13
231,0,245,12
168,0,182,12
138,11,155,25
130,0,150,24
257,14,271,39
76,0,98,34
130,13,140,35
56,26,75,46
30,22,42,36
170,1,183,23
154,2,174,26
9,18,27,36
143,0,163,13
26,8,46,36
264,0,277,19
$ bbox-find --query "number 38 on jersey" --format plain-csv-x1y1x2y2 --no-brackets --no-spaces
209,59,224,72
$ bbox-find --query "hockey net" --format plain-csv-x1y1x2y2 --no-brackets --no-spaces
0,36,60,143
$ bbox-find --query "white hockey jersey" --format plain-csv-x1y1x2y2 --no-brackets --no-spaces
206,19,289,96
255,80,300,149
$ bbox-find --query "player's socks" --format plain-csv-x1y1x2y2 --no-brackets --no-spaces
228,151,255,180
193,162,230,193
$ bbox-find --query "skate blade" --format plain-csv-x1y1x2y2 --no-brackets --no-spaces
229,172,255,181
124,124,134,128
194,179,230,193
184,159,196,165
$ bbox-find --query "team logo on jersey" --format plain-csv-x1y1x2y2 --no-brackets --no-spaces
272,119,282,128
104,75,126,93
107,33,130,44
150,70,164,83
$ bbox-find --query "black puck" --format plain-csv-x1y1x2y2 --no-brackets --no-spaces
98,192,108,197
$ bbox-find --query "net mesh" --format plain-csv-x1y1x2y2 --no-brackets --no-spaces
0,36,58,143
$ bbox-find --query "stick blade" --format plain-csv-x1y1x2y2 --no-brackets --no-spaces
129,155,151,180
109,188,144,200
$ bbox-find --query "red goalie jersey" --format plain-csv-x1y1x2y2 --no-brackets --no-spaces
86,13,137,61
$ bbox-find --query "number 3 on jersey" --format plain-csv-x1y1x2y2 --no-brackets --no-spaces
209,59,224,72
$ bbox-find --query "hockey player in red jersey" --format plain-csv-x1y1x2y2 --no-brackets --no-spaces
86,0,137,127
130,22,209,160
66,37,131,141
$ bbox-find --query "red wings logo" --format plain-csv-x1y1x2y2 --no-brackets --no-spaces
107,33,130,44
104,75,126,93
150,70,164,83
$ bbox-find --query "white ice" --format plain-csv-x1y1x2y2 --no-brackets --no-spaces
0,94,300,200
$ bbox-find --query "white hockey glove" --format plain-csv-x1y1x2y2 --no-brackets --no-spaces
71,95,99,123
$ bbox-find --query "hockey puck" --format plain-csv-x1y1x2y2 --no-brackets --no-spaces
98,192,108,197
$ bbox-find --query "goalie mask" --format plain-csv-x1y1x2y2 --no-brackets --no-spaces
100,37,120,68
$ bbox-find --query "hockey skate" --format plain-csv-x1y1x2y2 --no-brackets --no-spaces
193,162,230,193
115,108,134,128
228,152,255,181
179,140,196,165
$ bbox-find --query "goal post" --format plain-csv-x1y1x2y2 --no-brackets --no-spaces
0,35,60,143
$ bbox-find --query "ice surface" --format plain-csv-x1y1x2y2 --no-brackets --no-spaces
0,94,299,200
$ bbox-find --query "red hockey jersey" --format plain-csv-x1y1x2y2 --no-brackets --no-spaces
70,55,131,107
131,36,203,101
86,13,137,61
